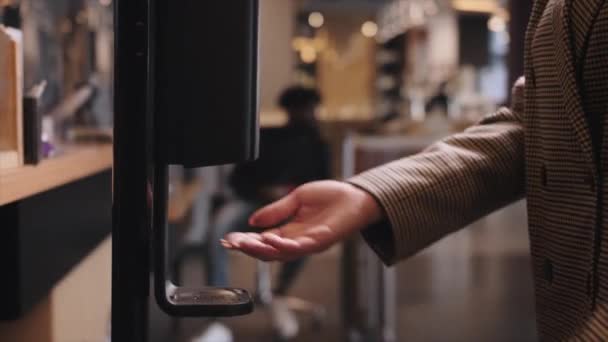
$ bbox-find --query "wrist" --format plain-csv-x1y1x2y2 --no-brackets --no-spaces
346,183,384,226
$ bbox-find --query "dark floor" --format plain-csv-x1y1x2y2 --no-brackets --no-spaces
150,201,537,342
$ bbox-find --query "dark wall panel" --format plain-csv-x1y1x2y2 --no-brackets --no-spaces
0,171,111,320
459,14,490,67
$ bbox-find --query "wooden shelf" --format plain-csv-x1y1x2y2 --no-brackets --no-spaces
0,144,112,206
1,142,203,221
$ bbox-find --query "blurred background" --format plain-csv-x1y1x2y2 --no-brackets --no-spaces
0,0,536,341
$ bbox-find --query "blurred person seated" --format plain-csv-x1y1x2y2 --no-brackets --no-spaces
193,86,330,342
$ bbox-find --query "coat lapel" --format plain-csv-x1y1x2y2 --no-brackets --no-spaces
566,0,606,62
552,0,596,167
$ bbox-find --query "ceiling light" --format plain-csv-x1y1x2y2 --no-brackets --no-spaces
361,21,378,38
308,12,325,28
488,15,506,32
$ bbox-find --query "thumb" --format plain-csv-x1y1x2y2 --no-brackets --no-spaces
250,192,299,228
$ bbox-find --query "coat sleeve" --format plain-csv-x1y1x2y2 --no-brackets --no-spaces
348,78,526,265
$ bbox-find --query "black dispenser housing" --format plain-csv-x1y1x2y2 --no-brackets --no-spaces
153,0,260,168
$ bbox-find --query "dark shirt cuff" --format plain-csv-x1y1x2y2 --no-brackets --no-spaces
361,219,397,266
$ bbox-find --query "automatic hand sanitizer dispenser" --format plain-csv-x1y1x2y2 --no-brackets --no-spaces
150,0,259,317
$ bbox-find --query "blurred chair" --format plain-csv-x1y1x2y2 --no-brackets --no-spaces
341,133,440,342
254,260,327,340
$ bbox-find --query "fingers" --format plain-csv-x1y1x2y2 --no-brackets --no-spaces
224,232,283,262
224,232,266,248
249,193,299,228
260,233,320,255
224,232,310,261
224,225,331,261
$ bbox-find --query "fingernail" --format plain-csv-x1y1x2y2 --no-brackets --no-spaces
220,239,234,249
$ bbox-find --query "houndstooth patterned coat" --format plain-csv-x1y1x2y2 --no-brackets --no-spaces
350,0,608,339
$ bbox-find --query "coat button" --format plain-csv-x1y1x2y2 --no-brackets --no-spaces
540,165,548,187
544,259,554,284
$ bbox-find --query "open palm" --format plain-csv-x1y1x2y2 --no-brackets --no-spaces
223,180,382,261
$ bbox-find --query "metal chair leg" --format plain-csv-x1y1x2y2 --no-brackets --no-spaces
255,260,273,306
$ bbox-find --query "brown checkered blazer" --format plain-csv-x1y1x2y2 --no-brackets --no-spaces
349,0,608,339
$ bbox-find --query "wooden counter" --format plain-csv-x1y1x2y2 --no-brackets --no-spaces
0,144,113,206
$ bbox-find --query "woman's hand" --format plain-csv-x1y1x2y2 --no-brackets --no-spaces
222,180,383,261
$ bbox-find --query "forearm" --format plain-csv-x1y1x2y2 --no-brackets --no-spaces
349,103,525,265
